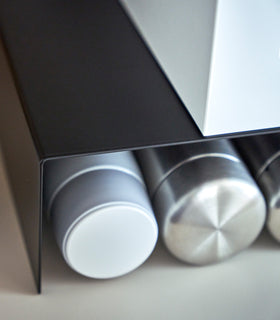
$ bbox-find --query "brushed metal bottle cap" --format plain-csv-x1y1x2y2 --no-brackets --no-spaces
154,157,266,265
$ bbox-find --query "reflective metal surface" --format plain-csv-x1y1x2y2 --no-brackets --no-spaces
137,140,266,265
235,133,280,242
43,151,144,219
234,133,280,179
136,139,239,195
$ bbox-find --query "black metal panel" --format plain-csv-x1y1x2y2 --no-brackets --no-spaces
0,39,41,293
0,0,203,158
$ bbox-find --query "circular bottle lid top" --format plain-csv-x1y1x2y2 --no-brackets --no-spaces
159,178,266,265
64,204,158,278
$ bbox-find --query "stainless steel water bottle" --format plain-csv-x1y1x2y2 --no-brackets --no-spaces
43,151,158,279
235,133,280,242
136,139,266,265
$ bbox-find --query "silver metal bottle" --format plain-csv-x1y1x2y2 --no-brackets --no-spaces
136,139,266,265
234,133,280,242
43,151,158,279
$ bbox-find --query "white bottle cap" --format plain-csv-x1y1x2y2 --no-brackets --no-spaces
50,169,158,278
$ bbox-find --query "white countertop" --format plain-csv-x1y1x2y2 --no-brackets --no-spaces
0,147,280,320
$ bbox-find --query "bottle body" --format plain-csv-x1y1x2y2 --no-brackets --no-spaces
136,140,266,265
235,133,280,242
43,151,158,278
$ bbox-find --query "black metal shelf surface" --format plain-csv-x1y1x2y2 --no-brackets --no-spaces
0,0,206,159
